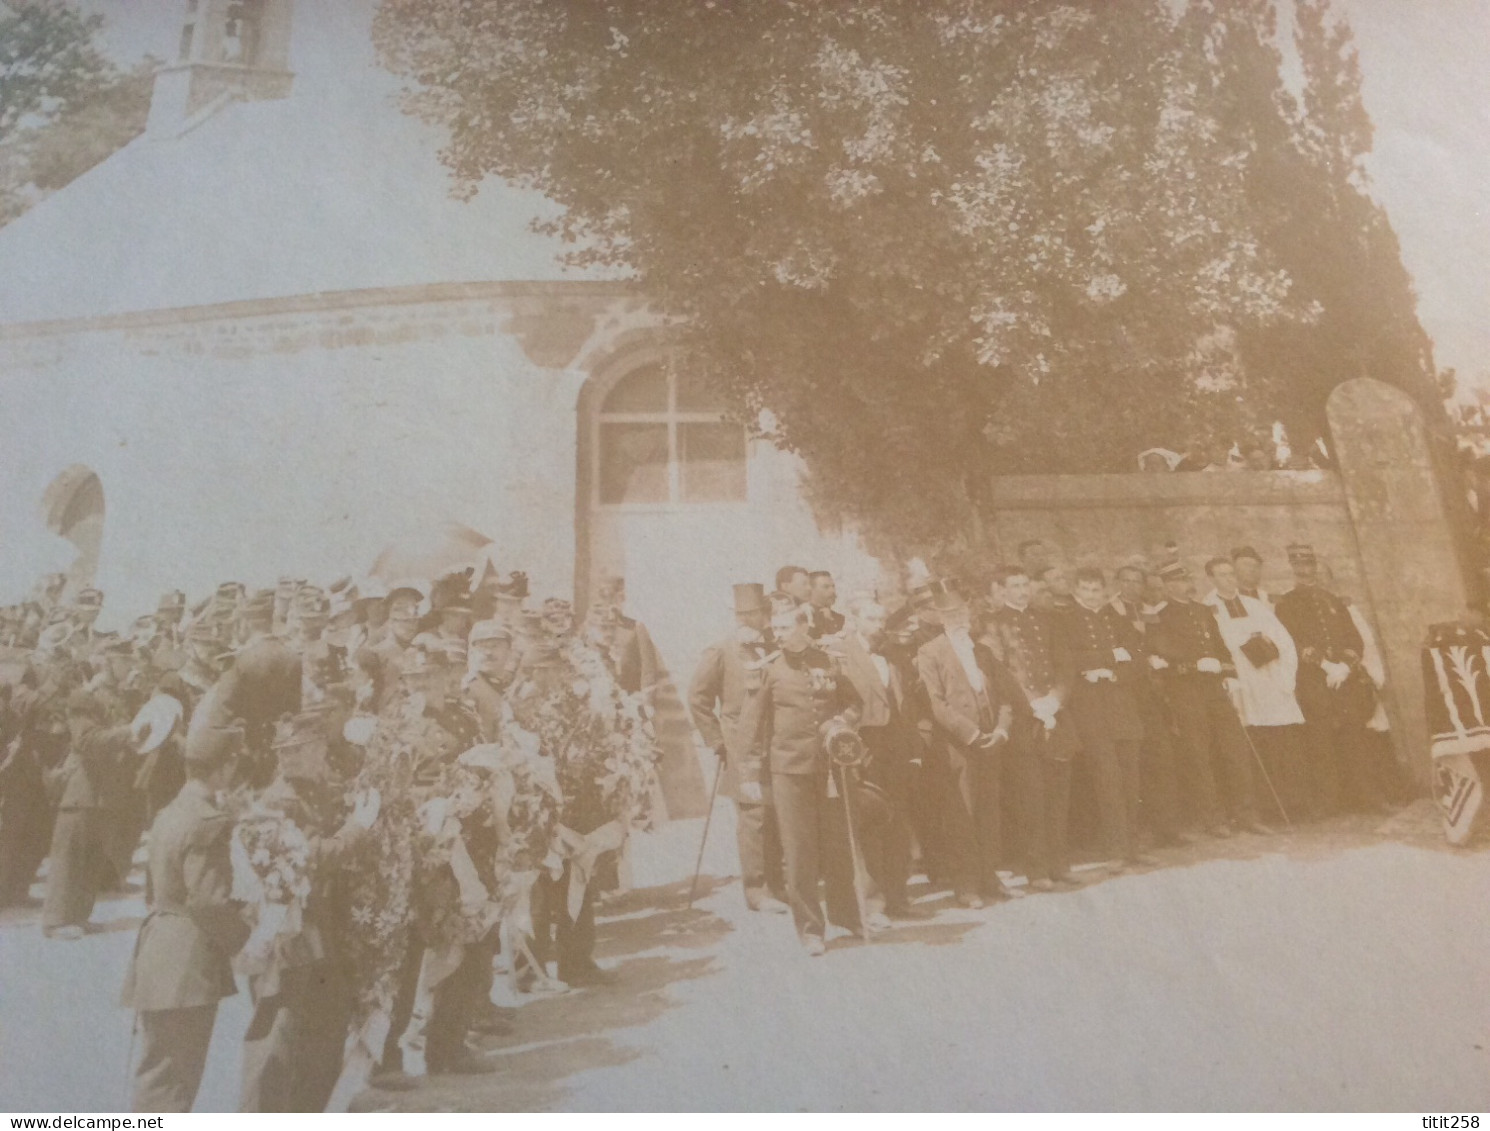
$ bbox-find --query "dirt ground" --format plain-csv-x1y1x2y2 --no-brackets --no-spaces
1,800,1486,1112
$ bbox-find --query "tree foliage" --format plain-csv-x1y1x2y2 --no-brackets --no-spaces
374,0,1439,551
0,2,152,226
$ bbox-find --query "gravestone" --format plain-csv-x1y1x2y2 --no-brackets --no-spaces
1328,378,1468,784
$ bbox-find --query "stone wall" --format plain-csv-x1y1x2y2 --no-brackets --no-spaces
981,379,1469,785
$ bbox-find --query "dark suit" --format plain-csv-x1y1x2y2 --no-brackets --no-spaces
688,631,786,908
1107,597,1182,842
735,646,862,941
1060,602,1143,861
121,779,248,1112
1273,584,1375,814
839,637,916,912
988,605,1079,883
916,632,1034,895
1153,600,1258,828
42,711,135,931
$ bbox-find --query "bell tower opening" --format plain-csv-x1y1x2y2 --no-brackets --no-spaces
148,0,295,135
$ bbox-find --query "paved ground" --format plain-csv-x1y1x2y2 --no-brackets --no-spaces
1,801,1486,1112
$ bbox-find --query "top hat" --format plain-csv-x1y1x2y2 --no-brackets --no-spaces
1286,542,1317,567
732,582,770,615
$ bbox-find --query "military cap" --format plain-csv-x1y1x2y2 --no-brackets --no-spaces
186,618,221,643
74,588,104,609
1230,545,1263,565
1158,561,1191,581
1286,542,1317,566
216,582,246,602
241,590,277,623
157,590,187,613
294,585,329,615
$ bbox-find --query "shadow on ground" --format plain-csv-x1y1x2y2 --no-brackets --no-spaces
348,876,734,1112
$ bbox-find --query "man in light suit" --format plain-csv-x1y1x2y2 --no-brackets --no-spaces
688,583,788,914
917,585,1030,907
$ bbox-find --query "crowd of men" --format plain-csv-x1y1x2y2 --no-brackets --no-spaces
0,567,659,1111
689,542,1409,955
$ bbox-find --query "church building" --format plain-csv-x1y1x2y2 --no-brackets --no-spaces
0,0,873,725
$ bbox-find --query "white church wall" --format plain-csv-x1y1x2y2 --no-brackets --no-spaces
0,291,589,627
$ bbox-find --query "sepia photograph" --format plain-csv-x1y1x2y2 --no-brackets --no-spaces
0,0,1486,1115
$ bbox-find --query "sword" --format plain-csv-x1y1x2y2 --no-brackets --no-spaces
685,752,726,909
835,762,876,940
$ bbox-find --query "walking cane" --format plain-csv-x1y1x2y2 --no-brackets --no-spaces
686,753,726,909
1240,724,1294,830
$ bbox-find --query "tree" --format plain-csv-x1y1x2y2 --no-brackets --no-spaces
373,0,1432,552
0,2,151,226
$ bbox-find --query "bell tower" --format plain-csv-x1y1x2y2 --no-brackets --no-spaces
147,0,295,135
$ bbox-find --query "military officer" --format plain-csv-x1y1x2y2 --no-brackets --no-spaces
1272,544,1375,816
121,724,249,1112
735,603,863,955
1063,568,1155,868
805,571,846,640
687,583,789,914
1152,562,1268,837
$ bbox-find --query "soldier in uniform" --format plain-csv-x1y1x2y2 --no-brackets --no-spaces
735,603,863,955
987,567,1080,892
1152,562,1269,836
42,688,140,938
919,585,1035,903
357,582,426,713
240,708,380,1112
1272,544,1376,815
1063,568,1156,869
805,571,846,640
121,724,249,1112
688,583,789,914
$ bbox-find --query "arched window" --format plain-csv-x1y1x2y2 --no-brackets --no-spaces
597,362,747,506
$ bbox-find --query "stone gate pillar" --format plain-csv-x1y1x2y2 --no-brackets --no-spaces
1328,378,1468,785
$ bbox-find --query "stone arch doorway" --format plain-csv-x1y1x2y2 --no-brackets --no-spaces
41,464,105,598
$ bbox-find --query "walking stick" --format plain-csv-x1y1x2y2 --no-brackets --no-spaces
1239,724,1294,830
123,1013,138,1107
685,753,726,909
